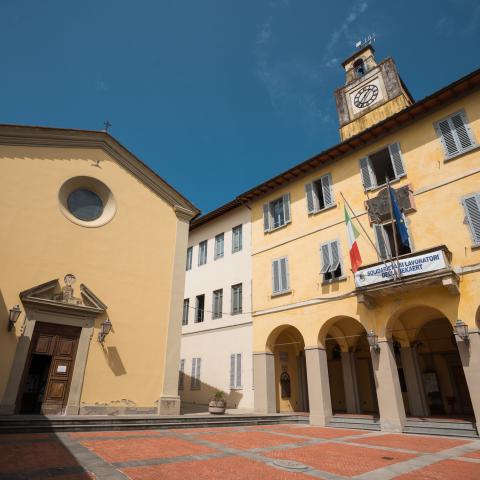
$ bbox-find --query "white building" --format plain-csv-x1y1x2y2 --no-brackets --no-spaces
179,200,253,412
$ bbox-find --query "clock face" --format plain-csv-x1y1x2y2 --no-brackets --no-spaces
354,84,379,108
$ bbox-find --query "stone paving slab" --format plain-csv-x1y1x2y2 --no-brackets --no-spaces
1,423,480,479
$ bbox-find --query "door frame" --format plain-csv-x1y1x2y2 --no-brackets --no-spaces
0,308,95,415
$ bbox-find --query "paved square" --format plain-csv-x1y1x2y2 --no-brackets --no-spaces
0,423,479,479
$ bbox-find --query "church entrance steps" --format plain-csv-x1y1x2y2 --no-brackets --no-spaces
328,414,381,431
0,413,308,434
404,417,478,438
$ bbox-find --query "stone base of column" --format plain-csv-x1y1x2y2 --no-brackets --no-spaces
157,395,181,415
309,413,330,426
0,404,15,415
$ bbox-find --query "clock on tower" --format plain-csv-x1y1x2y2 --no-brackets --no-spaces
334,45,413,141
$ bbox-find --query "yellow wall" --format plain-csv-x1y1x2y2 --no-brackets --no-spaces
0,145,182,410
252,90,480,357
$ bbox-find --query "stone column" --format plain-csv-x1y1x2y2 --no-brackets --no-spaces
456,330,480,423
305,347,332,426
341,351,361,413
253,352,277,413
371,341,406,432
400,345,429,417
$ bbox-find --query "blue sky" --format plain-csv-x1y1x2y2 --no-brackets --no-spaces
1,0,479,213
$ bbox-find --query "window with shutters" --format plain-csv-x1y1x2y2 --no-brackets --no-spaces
373,221,412,260
231,283,243,315
359,143,406,191
214,233,224,260
198,240,208,266
230,353,242,389
320,240,343,282
435,110,476,160
178,359,185,389
195,295,205,323
305,173,335,214
191,357,201,389
212,289,223,319
272,257,290,294
186,246,193,271
263,194,291,232
182,299,189,326
232,225,243,253
462,193,480,246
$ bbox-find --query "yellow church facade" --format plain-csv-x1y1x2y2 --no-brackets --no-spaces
243,48,480,432
0,125,198,416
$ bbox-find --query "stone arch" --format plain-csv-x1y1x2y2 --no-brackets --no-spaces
266,324,305,354
318,315,368,350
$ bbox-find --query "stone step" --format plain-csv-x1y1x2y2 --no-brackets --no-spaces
405,419,477,431
0,414,308,434
403,425,478,438
328,416,381,431
404,418,478,438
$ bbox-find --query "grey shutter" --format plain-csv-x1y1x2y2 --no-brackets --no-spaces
191,359,197,388
280,257,289,291
374,224,391,260
452,112,475,151
236,354,242,388
283,193,291,224
330,241,340,272
320,243,331,274
272,260,280,293
230,354,235,388
263,203,270,232
389,143,406,178
437,118,460,157
321,174,334,207
305,183,315,213
196,358,201,387
360,156,375,190
463,194,480,245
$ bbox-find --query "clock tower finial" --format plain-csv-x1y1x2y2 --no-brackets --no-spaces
334,45,413,141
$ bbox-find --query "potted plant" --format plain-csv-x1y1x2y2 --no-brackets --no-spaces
208,390,226,414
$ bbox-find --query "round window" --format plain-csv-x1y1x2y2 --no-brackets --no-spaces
67,189,104,221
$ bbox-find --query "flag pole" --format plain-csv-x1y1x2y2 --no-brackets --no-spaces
340,192,381,259
386,177,401,279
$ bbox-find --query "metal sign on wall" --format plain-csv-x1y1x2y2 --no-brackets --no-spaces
354,250,447,287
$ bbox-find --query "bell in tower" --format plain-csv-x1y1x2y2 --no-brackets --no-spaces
334,44,413,141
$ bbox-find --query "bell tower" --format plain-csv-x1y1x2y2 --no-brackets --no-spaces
334,45,413,141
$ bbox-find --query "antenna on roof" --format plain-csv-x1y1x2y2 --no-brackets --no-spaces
355,33,375,50
103,120,112,133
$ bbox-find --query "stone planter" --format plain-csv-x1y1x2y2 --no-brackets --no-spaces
208,399,226,414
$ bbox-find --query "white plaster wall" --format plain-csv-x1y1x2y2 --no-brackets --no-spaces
180,206,253,410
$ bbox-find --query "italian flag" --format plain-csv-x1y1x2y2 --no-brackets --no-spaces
344,206,362,272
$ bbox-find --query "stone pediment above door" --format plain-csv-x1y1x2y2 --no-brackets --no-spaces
20,274,107,317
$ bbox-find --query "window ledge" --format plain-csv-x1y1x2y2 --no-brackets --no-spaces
444,144,480,163
190,387,201,390
265,221,291,235
231,311,243,316
366,176,403,193
214,256,224,261
229,387,243,391
321,275,348,286
309,203,338,216
271,289,292,298
471,243,480,251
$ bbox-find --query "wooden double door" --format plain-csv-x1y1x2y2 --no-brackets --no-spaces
18,322,81,415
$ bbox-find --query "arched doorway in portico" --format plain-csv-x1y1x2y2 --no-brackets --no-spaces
321,317,379,415
266,325,309,413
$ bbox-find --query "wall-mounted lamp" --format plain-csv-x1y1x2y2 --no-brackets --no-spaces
454,319,469,342
8,305,22,331
98,318,112,343
367,330,380,352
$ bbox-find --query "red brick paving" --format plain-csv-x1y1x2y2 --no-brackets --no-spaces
348,433,470,453
262,425,370,438
171,426,244,435
36,474,96,480
0,441,80,474
200,431,300,450
265,442,416,477
69,430,161,439
463,449,480,459
395,459,480,479
80,436,217,463
122,456,316,480
0,432,54,441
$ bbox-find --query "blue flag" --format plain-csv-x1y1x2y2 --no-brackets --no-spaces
389,186,410,248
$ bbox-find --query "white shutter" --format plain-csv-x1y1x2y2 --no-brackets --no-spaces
272,260,280,293
330,241,340,272
305,183,315,213
437,118,460,157
388,143,406,178
360,156,375,190
280,257,289,291
320,243,331,274
230,354,235,388
321,174,334,207
463,194,480,245
236,354,242,388
451,111,476,151
283,193,291,224
374,224,391,260
263,203,271,232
